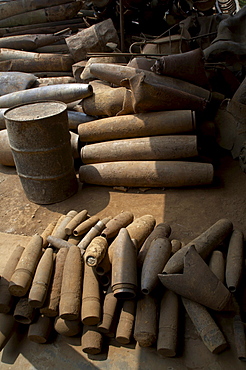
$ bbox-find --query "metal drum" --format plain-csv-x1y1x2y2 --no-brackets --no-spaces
4,101,78,204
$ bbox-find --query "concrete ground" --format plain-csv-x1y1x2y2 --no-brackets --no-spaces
0,151,246,370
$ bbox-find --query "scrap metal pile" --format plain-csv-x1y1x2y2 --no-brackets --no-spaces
0,211,245,360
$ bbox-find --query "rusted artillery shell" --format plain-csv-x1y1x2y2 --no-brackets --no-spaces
79,161,214,188
182,297,228,354
137,223,171,267
159,246,233,311
81,325,103,355
0,313,17,351
4,102,78,205
125,214,156,251
9,234,43,297
77,217,111,251
101,211,134,239
28,315,53,343
73,215,100,237
141,237,172,295
134,293,158,347
52,210,78,240
40,248,68,317
209,250,225,282
67,110,95,131
0,84,92,108
111,228,137,299
163,218,233,274
66,19,119,62
54,316,82,337
81,135,198,164
28,248,54,308
157,290,179,357
97,286,118,334
0,71,36,96
0,244,24,313
116,299,136,345
13,298,35,324
78,110,195,143
0,129,15,166
95,250,111,276
84,236,108,267
171,239,182,255
81,263,101,325
41,221,56,248
59,245,82,320
225,229,244,292
65,210,88,236
233,314,246,361
47,236,74,250
89,63,211,101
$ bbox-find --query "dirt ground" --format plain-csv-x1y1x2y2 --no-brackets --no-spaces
0,149,246,369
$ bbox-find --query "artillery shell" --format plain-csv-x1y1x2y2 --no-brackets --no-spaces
67,110,95,131
182,297,227,354
0,244,24,313
81,263,101,325
52,210,78,240
65,209,88,235
95,250,111,276
13,297,35,324
41,221,56,248
100,211,134,239
84,236,108,267
73,215,100,237
59,245,83,320
79,161,214,188
163,218,233,274
9,234,43,297
78,217,112,251
137,223,171,267
133,293,158,347
209,250,225,282
141,237,172,295
28,315,53,343
97,286,118,335
111,228,137,299
54,316,82,337
0,313,17,351
81,325,103,355
171,239,182,255
116,299,136,345
28,248,54,308
51,215,65,237
157,290,179,357
126,214,156,250
47,236,74,250
40,248,68,317
225,229,244,292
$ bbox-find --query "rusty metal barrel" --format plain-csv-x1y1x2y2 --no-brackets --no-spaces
4,101,78,204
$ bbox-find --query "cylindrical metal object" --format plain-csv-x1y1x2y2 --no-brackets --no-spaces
67,110,95,131
59,245,83,320
84,236,108,267
0,129,15,166
97,286,118,335
81,263,101,325
79,161,214,188
81,325,103,355
28,248,54,308
52,210,78,240
225,229,244,292
126,214,156,250
41,221,57,248
208,250,225,282
95,250,111,276
65,210,88,236
13,297,35,324
157,290,179,357
0,313,17,351
111,228,137,299
46,235,74,250
81,136,198,164
27,315,53,343
0,244,24,313
77,217,111,251
54,316,82,337
233,314,246,361
73,215,100,236
40,248,68,317
78,110,195,143
4,101,78,204
9,233,43,297
116,299,136,345
134,293,158,347
101,211,134,239
163,218,233,274
171,239,182,255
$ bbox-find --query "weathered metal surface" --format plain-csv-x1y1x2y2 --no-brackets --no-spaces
84,236,108,267
54,316,81,336
65,210,88,236
163,218,233,274
101,211,134,239
81,325,103,354
0,71,37,96
4,101,78,204
28,315,53,344
77,217,111,251
67,110,95,131
73,215,100,237
233,314,246,361
34,76,75,87
81,56,126,84
116,299,136,344
142,34,190,55
225,229,244,292
81,136,198,164
78,110,195,143
159,245,234,311
208,250,225,283
126,214,156,251
79,161,214,188
52,211,78,240
0,33,67,51
98,286,118,335
81,263,101,325
13,297,35,324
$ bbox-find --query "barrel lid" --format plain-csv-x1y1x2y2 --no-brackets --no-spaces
4,101,67,121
